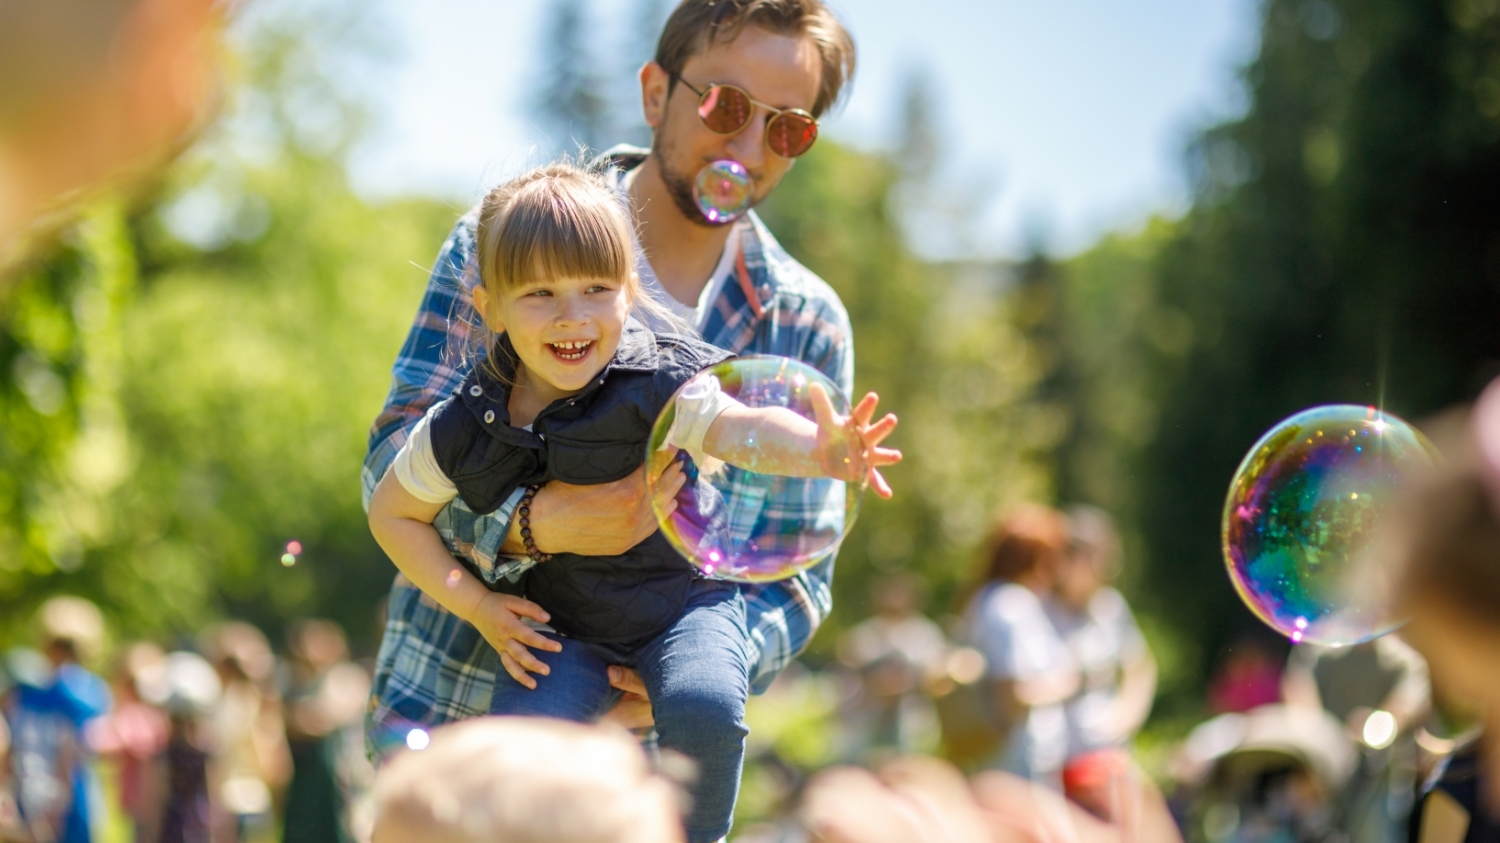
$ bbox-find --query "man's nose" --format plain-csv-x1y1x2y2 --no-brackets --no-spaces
726,113,768,170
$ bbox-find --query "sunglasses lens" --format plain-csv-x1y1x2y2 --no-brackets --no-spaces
698,85,753,134
767,112,818,157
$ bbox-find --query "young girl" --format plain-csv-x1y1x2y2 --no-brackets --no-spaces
367,162,899,843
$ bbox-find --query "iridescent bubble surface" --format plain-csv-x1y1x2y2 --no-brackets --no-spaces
648,356,862,582
693,160,752,224
1222,405,1437,646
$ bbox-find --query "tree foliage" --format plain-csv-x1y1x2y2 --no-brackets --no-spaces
1054,0,1500,711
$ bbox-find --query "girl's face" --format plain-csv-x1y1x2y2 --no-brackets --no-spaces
476,272,632,402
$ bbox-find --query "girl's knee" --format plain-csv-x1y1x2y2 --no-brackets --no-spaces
655,686,748,744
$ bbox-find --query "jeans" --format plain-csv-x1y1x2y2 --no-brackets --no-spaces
489,581,750,843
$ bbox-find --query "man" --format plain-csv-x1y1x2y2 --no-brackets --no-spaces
363,0,858,759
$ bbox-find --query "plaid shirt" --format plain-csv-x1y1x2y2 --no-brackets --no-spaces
362,148,854,760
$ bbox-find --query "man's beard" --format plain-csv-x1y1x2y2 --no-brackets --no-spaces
653,139,758,229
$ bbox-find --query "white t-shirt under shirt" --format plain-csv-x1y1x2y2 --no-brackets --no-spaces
392,374,739,505
964,582,1074,781
622,166,741,334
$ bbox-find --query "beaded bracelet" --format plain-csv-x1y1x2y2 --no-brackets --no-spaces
517,484,553,565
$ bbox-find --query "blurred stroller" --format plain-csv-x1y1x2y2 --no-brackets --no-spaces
1172,704,1356,843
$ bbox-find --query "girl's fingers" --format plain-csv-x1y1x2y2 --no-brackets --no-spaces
498,652,537,690
851,392,880,427
497,594,552,627
808,382,839,430
504,639,550,676
862,414,899,447
869,447,903,466
868,467,894,499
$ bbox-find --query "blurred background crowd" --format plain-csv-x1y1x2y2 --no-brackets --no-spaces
0,498,1474,841
3,0,1500,839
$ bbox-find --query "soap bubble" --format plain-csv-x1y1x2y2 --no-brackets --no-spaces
693,160,752,224
280,553,297,567
1222,405,1438,646
647,356,862,582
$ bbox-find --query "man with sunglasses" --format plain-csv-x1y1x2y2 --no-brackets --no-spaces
362,0,858,790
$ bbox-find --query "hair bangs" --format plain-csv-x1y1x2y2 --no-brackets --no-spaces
492,177,632,292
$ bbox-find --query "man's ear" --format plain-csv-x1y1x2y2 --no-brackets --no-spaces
640,61,672,130
472,285,504,333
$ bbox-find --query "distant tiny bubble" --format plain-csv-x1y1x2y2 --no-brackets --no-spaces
286,540,303,555
446,569,462,588
406,729,430,751
280,553,297,567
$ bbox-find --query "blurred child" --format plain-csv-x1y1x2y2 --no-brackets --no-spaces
836,574,947,760
957,505,1079,785
281,620,370,843
0,712,30,842
155,652,223,843
86,643,170,842
367,162,899,843
370,717,683,843
6,597,111,843
199,622,290,843
1388,378,1500,842
1045,506,1156,816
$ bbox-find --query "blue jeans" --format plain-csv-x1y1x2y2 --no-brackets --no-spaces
489,581,750,842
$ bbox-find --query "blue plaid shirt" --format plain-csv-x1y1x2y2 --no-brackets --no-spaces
362,148,854,760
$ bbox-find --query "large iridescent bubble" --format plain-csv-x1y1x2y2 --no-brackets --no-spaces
1222,405,1438,646
693,159,752,224
647,356,863,582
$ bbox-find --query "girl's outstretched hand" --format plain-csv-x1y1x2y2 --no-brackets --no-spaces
809,383,902,498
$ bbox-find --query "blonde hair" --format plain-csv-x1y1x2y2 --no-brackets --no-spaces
371,718,684,843
470,161,687,381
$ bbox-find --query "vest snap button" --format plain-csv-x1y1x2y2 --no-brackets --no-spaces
483,410,495,424
469,385,482,397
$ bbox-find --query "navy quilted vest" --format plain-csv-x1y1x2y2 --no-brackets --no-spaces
428,321,733,645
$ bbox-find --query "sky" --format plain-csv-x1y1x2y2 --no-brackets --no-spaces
346,0,1261,258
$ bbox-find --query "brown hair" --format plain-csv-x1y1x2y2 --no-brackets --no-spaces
976,504,1070,586
654,0,856,117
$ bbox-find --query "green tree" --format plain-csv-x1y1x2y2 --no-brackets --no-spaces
1057,0,1500,709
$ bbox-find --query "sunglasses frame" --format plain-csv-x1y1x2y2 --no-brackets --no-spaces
673,76,819,158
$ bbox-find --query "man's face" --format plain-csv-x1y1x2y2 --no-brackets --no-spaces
644,27,822,226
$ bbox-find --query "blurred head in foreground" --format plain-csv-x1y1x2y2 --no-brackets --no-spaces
371,717,684,843
1390,378,1500,802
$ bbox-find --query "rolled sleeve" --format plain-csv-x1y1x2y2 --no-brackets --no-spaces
391,408,458,504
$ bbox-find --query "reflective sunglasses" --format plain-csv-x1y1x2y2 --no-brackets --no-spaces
674,76,819,158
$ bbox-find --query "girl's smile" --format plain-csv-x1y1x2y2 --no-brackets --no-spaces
547,340,595,363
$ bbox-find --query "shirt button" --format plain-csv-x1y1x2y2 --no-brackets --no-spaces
469,385,482,397
483,410,495,424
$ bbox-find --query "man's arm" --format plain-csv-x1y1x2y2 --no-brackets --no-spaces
363,216,478,510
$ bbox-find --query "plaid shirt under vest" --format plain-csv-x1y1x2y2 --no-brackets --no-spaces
361,147,854,761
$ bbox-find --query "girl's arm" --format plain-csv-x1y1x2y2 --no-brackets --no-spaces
368,471,561,688
700,382,902,497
